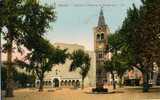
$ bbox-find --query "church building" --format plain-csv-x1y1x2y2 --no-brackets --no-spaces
35,43,96,88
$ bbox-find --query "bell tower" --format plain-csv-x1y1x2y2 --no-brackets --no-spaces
94,8,110,88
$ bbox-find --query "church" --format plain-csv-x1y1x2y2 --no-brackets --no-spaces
35,8,160,89
36,43,96,88
35,8,109,88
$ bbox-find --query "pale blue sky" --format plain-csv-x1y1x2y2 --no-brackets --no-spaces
1,0,142,61
41,0,142,50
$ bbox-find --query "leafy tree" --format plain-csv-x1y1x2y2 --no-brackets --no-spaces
107,33,130,89
108,33,122,52
16,38,68,91
116,0,160,92
114,54,130,87
103,53,130,89
70,49,91,89
0,0,56,96
1,65,35,90
133,0,160,92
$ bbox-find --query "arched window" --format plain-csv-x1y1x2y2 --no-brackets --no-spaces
97,34,100,40
101,33,104,40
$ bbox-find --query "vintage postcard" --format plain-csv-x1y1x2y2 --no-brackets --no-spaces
1,0,160,100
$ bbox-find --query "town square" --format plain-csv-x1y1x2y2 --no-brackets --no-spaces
0,0,160,100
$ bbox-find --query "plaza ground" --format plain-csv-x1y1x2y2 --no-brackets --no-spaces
2,86,160,100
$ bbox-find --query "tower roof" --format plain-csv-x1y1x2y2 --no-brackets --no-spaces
98,8,106,26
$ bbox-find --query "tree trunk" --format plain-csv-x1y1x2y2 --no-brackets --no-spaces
39,78,44,92
81,79,84,89
5,36,14,97
111,71,116,90
118,75,123,88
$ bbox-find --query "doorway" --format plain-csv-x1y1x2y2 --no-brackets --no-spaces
53,78,59,87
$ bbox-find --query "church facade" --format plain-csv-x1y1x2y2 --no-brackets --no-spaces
36,8,111,89
35,43,96,88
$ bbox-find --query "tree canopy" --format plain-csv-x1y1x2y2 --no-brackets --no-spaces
112,0,160,92
0,0,56,96
70,49,91,89
16,38,68,91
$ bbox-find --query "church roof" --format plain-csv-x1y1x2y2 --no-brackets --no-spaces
98,8,106,26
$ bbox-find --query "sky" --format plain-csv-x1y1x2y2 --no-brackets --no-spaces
1,0,142,61
41,0,142,50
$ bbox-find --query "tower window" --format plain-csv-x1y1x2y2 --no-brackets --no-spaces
99,53,103,58
97,34,100,40
101,33,104,40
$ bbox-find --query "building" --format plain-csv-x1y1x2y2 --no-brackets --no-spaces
93,8,110,87
1,62,34,89
36,43,96,88
124,64,160,86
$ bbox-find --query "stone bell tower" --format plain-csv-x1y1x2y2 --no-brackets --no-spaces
94,8,110,88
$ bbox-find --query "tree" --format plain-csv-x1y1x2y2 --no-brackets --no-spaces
116,0,160,92
107,33,131,89
103,53,130,89
114,54,130,88
1,64,35,89
16,38,68,91
133,1,160,92
0,0,56,96
70,49,91,89
104,34,119,90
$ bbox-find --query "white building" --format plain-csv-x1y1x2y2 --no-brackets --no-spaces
35,43,96,88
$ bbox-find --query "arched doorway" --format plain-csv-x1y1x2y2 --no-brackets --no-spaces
68,80,71,86
49,81,52,86
76,80,80,88
72,80,75,86
64,80,67,86
53,78,59,87
61,80,64,86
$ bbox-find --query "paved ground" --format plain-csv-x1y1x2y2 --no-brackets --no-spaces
2,86,160,100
